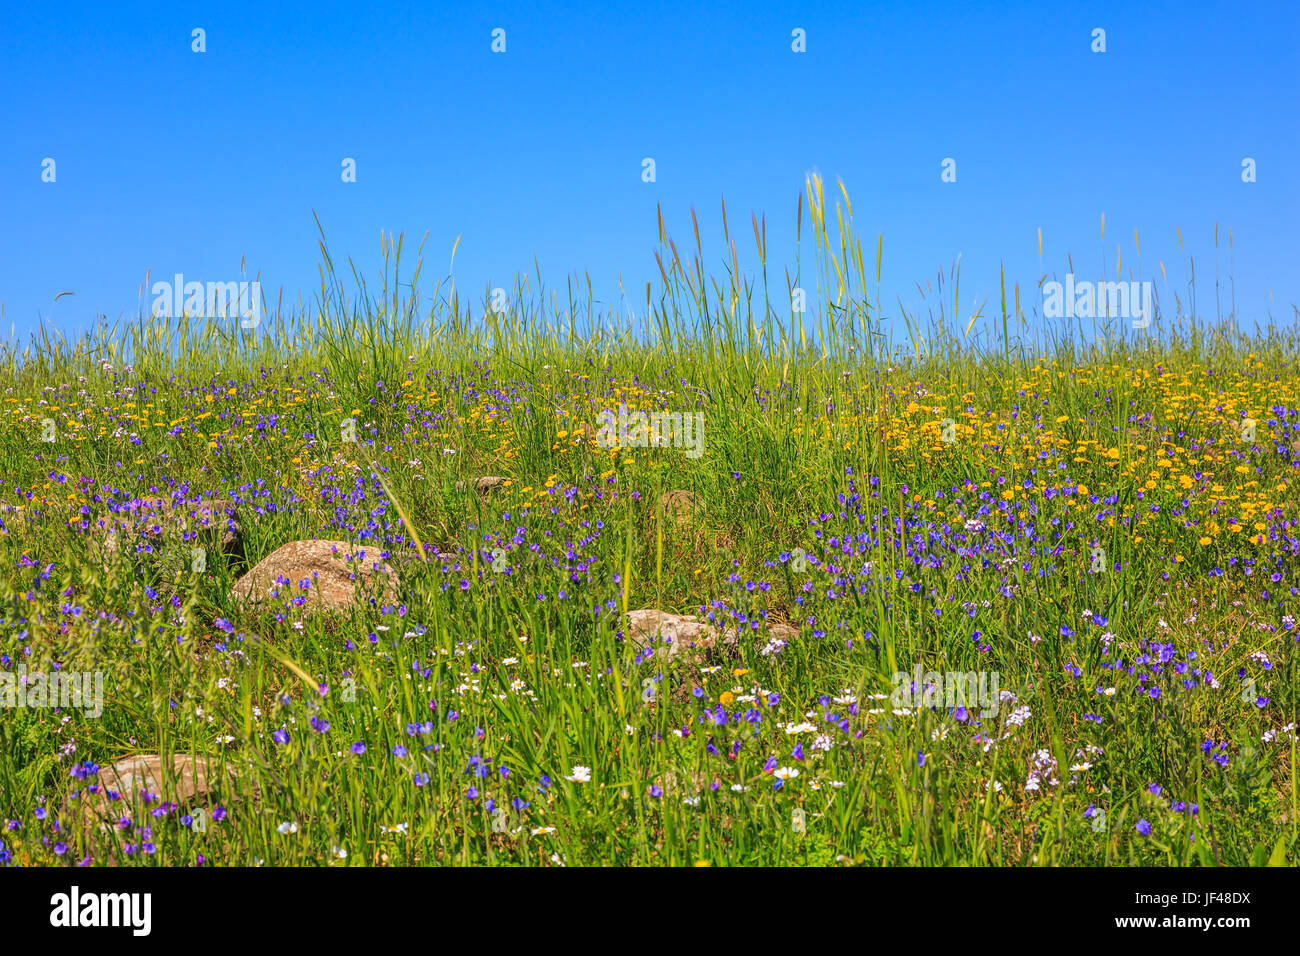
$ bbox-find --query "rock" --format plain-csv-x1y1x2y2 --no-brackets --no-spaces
721,620,799,648
660,490,701,527
624,609,719,662
64,754,244,862
94,496,241,559
102,753,233,805
68,753,239,826
230,539,399,612
475,476,508,496
769,623,799,641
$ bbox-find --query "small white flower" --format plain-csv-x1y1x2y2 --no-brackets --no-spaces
564,765,591,783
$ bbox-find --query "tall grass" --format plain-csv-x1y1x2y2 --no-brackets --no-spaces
0,176,1295,867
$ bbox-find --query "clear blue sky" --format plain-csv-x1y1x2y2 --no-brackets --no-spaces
2,0,1296,346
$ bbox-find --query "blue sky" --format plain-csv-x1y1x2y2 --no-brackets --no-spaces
2,0,1296,347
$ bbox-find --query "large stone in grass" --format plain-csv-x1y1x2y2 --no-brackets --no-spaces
624,609,720,662
65,754,244,862
69,753,239,825
102,754,233,806
230,539,399,611
94,496,242,559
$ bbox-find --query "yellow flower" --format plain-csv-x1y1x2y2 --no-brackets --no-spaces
1198,537,1211,546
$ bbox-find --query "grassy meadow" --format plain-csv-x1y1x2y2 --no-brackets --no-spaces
1,178,1296,867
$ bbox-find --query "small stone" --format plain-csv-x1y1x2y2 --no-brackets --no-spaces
660,490,701,527
624,609,719,662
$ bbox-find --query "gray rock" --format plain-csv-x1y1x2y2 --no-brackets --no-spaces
624,609,720,661
230,539,399,612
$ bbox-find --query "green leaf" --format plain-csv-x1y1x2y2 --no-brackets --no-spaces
1266,835,1288,867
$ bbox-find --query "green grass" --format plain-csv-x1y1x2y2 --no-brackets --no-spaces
0,179,1296,866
